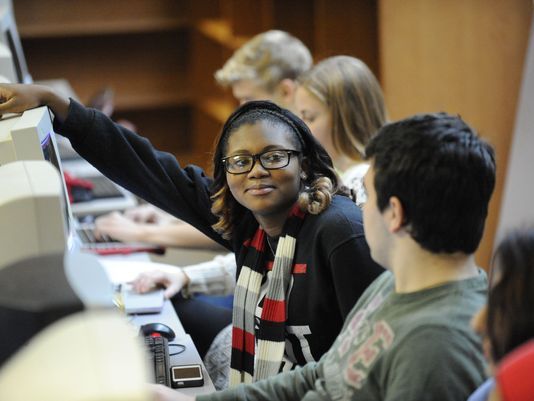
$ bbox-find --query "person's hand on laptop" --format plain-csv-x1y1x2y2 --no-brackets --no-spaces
123,204,178,224
131,269,190,299
94,211,145,242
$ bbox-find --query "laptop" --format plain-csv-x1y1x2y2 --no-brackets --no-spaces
61,157,138,216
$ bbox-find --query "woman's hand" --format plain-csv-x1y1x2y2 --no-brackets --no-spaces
148,383,195,401
131,269,190,299
94,211,146,242
123,204,176,224
0,83,69,120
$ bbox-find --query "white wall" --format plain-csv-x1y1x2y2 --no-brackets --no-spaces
496,14,534,243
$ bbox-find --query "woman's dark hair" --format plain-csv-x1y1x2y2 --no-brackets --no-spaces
210,100,342,239
487,226,534,363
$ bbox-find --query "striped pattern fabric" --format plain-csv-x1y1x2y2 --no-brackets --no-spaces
230,204,306,385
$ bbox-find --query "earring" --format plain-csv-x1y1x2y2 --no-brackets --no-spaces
300,172,307,180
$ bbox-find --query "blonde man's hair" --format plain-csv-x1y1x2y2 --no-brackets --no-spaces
215,30,312,91
297,56,387,159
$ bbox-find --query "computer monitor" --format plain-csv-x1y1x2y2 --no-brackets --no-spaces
0,311,151,400
0,160,115,366
0,42,16,83
0,113,21,164
0,160,67,270
0,107,74,236
0,0,31,83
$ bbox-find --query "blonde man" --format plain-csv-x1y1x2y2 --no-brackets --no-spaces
216,30,312,111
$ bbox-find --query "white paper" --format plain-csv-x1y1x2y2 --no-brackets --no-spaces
99,259,180,285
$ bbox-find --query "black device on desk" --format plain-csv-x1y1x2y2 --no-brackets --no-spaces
140,323,202,388
141,323,175,387
171,364,204,388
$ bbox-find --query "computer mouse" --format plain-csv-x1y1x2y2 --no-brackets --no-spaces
139,322,176,340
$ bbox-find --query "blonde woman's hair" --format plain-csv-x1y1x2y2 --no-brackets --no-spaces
297,56,387,159
215,30,312,91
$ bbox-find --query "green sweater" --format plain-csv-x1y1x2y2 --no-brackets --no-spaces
199,271,487,401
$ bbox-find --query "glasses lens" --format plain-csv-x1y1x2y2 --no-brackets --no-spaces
260,150,290,169
226,155,253,173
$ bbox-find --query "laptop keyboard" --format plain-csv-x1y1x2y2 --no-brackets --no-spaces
85,176,123,199
76,226,117,244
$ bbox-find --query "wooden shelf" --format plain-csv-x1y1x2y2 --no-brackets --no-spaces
114,92,190,112
196,19,248,51
19,18,188,39
197,98,236,124
22,30,189,107
15,0,190,38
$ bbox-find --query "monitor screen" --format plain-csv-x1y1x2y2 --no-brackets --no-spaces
0,0,31,83
38,117,72,234
5,27,30,83
41,131,62,174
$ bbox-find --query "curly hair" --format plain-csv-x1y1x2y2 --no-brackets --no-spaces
210,101,345,239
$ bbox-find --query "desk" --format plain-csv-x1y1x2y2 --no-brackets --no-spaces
130,301,216,395
101,252,216,395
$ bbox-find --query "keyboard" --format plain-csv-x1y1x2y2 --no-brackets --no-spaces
75,224,165,256
84,175,123,199
77,225,116,244
145,335,171,387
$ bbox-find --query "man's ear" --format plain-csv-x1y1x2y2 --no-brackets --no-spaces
387,196,405,233
276,79,297,104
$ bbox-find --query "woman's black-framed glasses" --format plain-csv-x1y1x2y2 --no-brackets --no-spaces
222,149,300,175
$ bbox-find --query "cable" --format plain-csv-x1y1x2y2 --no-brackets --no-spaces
169,343,186,356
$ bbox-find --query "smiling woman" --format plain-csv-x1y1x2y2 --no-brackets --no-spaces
211,104,341,239
222,124,303,224
0,84,384,386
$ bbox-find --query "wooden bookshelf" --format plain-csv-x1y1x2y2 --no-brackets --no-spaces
13,0,380,171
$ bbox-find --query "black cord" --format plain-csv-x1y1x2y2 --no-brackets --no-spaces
169,343,186,356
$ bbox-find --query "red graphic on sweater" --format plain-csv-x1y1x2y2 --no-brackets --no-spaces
338,294,385,356
344,321,394,389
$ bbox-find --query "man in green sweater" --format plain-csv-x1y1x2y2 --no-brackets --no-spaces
151,112,495,401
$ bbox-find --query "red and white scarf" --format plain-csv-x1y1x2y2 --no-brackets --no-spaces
230,204,306,385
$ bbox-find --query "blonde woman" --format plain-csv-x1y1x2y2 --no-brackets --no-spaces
295,55,387,200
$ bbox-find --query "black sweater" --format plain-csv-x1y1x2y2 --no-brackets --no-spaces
57,100,384,365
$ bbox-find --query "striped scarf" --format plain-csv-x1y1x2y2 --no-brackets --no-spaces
230,204,306,385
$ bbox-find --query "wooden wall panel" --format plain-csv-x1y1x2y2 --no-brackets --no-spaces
379,0,533,268
271,0,316,55
314,0,379,76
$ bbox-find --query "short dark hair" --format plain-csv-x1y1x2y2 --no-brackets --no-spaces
487,226,534,363
365,112,495,254
210,100,342,239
